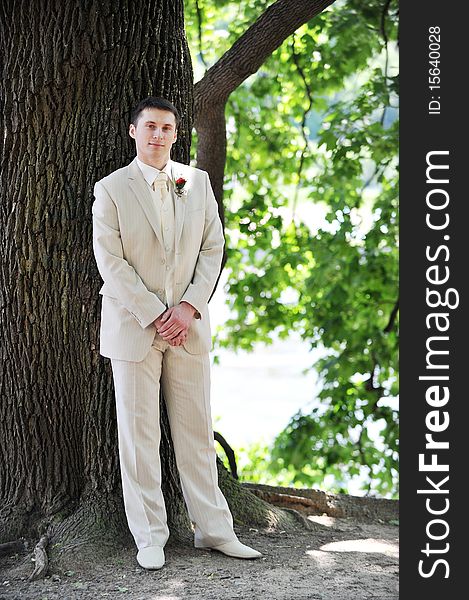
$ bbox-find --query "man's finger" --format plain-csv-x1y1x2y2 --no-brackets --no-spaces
158,323,172,334
170,334,184,346
172,332,187,346
160,326,184,340
158,318,181,335
160,309,172,322
166,330,187,343
159,323,179,336
158,314,175,329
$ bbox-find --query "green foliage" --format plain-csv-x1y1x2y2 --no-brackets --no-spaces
216,439,311,489
185,0,399,497
217,435,397,498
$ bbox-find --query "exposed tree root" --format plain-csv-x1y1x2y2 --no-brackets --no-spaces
0,538,26,557
242,482,399,521
28,534,49,581
217,464,316,531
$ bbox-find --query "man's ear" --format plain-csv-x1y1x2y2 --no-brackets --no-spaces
129,123,136,139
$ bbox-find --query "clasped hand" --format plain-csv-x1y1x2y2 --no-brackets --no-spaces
154,302,196,346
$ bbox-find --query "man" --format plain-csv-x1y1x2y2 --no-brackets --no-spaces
92,97,262,570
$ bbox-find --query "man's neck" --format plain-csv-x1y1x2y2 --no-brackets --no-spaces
137,154,170,171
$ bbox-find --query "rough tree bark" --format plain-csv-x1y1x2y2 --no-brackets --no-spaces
0,0,298,562
0,0,190,546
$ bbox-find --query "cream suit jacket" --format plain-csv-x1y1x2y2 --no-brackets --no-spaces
92,157,225,362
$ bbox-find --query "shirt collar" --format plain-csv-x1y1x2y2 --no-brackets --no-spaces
136,157,172,187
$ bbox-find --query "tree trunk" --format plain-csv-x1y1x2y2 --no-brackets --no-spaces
0,0,187,543
0,0,295,558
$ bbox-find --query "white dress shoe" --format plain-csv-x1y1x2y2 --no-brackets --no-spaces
210,540,262,559
137,546,165,569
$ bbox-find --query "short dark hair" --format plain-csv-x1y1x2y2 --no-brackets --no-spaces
130,97,180,129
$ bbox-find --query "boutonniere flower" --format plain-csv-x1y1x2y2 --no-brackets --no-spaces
174,177,187,197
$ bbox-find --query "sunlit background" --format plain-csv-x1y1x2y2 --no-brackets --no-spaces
186,0,399,498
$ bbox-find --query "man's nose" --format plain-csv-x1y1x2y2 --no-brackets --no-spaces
153,128,163,138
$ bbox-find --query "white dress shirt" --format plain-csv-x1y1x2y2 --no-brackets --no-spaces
136,158,176,309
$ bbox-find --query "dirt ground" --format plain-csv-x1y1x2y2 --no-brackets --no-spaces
0,515,398,600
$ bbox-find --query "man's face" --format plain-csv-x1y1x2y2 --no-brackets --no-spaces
129,108,177,164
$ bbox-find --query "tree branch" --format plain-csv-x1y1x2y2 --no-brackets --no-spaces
379,0,392,126
384,297,399,333
194,0,337,206
0,539,26,557
380,0,392,46
290,32,314,219
214,431,239,479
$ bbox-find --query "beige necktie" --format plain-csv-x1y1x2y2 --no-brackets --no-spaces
152,172,169,203
152,171,175,308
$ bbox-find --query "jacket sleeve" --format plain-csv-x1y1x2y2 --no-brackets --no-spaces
180,171,225,318
92,180,167,328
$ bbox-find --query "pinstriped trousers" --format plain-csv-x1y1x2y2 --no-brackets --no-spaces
110,330,239,551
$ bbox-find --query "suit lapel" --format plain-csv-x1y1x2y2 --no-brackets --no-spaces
127,157,192,249
127,158,164,246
